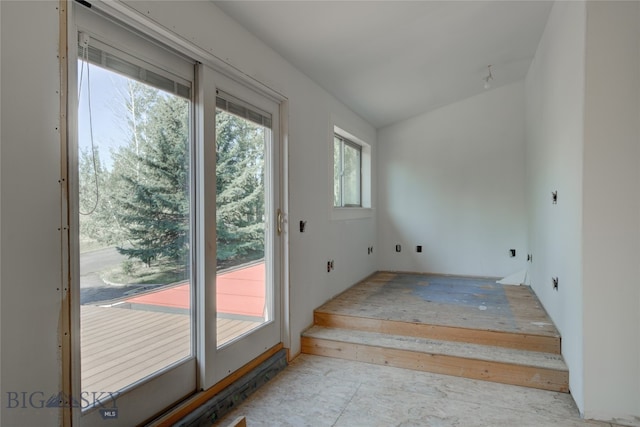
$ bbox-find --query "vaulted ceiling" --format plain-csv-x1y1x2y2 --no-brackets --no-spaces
214,1,553,128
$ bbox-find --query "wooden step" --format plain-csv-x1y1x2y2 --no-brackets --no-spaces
314,311,561,354
301,326,569,393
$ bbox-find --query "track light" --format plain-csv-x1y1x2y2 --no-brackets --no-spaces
483,65,493,89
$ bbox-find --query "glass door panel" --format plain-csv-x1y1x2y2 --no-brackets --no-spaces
77,47,193,407
215,99,272,348
206,81,281,384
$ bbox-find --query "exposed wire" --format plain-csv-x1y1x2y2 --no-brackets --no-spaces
78,43,100,216
78,49,85,100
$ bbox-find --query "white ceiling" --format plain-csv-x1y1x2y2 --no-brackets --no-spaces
214,1,553,128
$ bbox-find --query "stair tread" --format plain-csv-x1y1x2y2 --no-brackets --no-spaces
303,325,567,371
315,309,560,338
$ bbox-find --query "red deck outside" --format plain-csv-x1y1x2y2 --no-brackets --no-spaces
124,262,266,318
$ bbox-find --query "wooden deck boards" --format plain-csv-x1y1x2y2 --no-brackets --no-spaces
81,306,260,394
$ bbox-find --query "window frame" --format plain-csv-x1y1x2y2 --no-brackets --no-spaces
330,123,372,221
334,134,363,208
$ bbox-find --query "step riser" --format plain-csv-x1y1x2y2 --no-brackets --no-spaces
315,312,561,354
302,337,569,393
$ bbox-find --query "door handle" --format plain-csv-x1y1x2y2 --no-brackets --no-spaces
277,208,283,236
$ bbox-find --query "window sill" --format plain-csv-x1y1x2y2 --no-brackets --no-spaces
331,207,373,221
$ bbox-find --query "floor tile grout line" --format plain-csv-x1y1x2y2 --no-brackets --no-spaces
331,382,362,427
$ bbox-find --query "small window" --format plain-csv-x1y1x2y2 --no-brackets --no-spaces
334,134,362,207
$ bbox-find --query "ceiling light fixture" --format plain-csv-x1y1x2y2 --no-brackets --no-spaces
483,65,493,89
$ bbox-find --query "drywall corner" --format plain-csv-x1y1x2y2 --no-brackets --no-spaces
582,1,640,423
524,0,586,413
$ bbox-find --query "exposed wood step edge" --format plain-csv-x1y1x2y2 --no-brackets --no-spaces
303,326,567,371
314,311,561,354
302,327,569,393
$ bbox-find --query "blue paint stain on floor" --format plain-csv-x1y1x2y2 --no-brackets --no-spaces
386,274,510,309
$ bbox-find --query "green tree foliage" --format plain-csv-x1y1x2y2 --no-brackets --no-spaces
111,82,190,267
79,78,267,270
216,110,265,265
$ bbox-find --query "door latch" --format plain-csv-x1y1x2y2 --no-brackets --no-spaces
277,209,283,236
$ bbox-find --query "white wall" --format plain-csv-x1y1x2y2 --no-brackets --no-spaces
582,2,640,424
377,82,527,278
526,2,640,424
1,1,64,426
0,1,377,425
524,0,586,412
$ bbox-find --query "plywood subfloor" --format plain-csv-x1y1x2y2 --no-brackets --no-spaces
216,354,608,427
317,272,559,338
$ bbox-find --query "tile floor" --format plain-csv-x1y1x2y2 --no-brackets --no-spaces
216,354,616,427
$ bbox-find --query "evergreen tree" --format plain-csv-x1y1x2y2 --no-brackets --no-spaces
84,79,267,269
79,146,129,247
111,83,190,268
216,110,266,264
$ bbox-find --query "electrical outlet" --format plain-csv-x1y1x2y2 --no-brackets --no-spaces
552,277,559,291
510,249,516,257
395,244,401,253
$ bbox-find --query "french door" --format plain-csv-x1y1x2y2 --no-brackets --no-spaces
203,70,282,386
69,4,282,425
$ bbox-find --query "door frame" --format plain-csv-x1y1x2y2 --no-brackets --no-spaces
63,1,290,424
68,4,198,425
204,71,284,386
